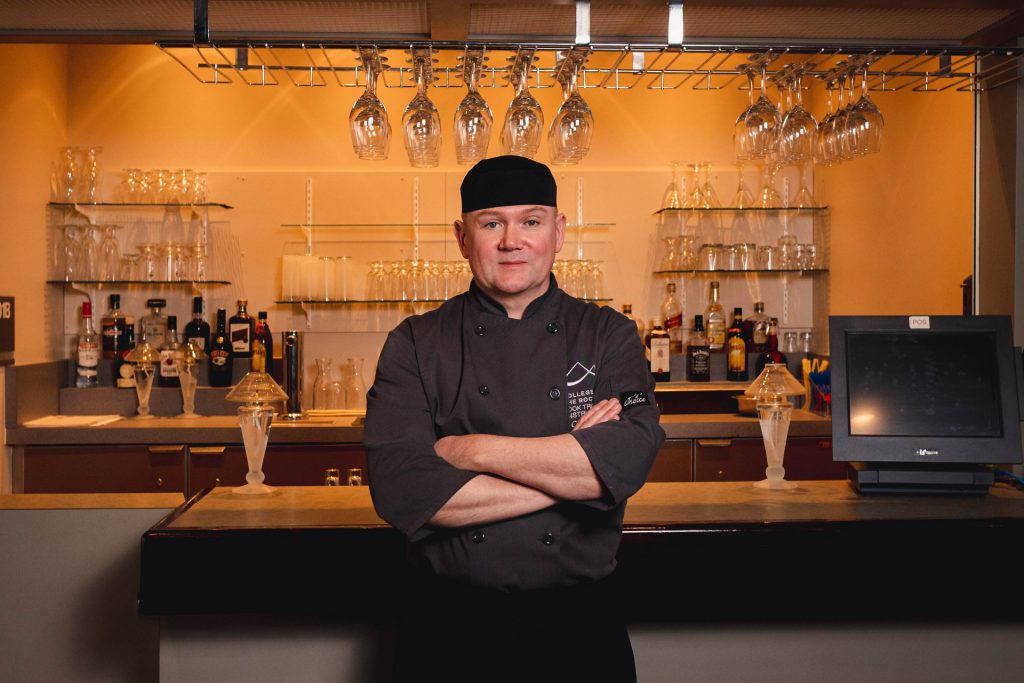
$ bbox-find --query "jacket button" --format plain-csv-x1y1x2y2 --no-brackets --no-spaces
548,386,561,400
541,533,555,546
471,530,486,544
478,385,489,396
546,322,560,334
474,324,486,336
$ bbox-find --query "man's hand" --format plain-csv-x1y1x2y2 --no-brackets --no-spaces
573,398,621,431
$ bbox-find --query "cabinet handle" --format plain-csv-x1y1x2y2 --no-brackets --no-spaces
147,445,185,454
190,446,227,455
214,478,222,486
697,439,733,448
717,470,725,480
156,477,164,488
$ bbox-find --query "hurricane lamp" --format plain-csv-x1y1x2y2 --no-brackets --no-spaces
175,340,207,418
125,339,160,419
744,363,806,490
225,371,289,495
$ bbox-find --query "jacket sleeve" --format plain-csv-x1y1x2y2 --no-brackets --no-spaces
570,313,665,509
364,321,477,541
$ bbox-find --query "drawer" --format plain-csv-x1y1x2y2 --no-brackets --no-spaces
20,445,186,494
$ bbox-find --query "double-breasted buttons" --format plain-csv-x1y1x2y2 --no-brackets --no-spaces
545,321,560,334
474,324,486,336
471,530,486,544
540,533,555,546
548,386,561,400
478,385,490,396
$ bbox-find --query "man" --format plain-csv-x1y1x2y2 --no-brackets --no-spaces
365,155,664,681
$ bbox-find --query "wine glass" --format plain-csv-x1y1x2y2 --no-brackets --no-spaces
794,162,815,208
79,226,100,280
99,225,121,281
402,53,442,167
698,162,720,208
56,147,79,202
778,66,817,164
848,65,884,155
731,162,754,208
83,146,102,202
350,51,391,161
57,224,80,281
454,51,492,165
757,162,781,209
661,161,683,210
500,55,544,158
548,55,593,165
736,63,780,160
815,79,839,166
733,65,759,160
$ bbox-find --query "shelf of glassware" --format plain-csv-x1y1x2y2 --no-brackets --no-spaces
47,280,231,286
273,298,613,305
48,201,234,210
653,206,829,215
652,269,827,276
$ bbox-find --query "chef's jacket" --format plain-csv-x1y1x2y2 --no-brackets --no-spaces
365,277,664,591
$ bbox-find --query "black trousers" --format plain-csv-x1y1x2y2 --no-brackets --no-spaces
392,571,636,683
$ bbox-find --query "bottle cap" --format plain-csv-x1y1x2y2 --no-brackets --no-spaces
258,311,267,320
733,307,743,315
237,299,248,307
110,294,120,308
82,301,92,317
193,296,204,314
167,315,177,330
146,298,167,308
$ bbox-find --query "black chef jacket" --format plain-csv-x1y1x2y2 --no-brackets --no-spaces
365,276,664,591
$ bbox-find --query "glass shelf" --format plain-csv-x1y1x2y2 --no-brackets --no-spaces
48,201,233,209
653,268,828,275
48,280,231,285
280,223,614,229
653,207,828,215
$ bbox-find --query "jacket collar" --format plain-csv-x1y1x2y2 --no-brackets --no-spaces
468,273,560,319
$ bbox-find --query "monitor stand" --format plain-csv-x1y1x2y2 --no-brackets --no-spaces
848,462,994,495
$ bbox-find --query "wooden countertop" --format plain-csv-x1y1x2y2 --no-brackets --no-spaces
0,492,184,510
6,411,831,446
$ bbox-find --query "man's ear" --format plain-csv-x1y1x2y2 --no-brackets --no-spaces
453,219,470,258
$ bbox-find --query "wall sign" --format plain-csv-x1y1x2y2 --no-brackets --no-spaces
0,296,13,366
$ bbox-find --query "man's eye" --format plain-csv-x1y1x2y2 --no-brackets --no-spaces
483,221,501,229
524,219,540,227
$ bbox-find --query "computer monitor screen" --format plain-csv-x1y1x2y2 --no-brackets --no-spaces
830,315,1022,484
846,330,1002,438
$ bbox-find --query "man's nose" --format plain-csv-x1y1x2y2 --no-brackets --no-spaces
499,225,522,250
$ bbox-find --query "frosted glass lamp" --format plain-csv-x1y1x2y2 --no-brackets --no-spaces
744,363,806,490
125,339,160,419
226,372,289,495
176,340,207,418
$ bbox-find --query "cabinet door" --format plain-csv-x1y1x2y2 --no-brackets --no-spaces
20,445,185,493
694,437,843,482
647,439,693,482
187,444,368,496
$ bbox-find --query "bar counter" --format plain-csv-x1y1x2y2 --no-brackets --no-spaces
141,480,1024,621
6,410,830,445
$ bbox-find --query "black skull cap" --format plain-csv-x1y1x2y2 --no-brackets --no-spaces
460,155,557,214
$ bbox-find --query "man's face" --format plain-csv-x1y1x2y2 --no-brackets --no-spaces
454,205,565,312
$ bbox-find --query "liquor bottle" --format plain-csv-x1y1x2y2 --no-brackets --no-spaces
686,314,711,382
645,322,671,382
183,296,210,352
100,294,126,360
115,317,136,388
621,304,645,342
755,317,789,376
254,311,274,376
704,281,727,351
745,301,771,353
661,282,683,354
157,315,183,388
209,308,233,387
76,300,100,388
725,307,748,382
141,298,168,350
228,299,255,358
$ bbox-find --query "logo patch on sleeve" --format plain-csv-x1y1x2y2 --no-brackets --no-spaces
618,391,651,409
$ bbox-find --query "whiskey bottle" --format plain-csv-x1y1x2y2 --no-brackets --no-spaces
745,301,771,353
755,318,789,376
141,298,168,350
645,323,671,382
100,294,126,360
228,299,255,358
157,316,183,388
183,296,210,352
115,317,136,388
704,281,727,351
208,308,233,387
661,283,683,354
725,307,748,381
254,311,274,376
76,300,100,388
686,314,711,382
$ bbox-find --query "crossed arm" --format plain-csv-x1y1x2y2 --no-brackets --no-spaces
428,398,622,527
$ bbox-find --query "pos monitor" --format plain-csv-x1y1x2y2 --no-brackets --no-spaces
830,315,1023,494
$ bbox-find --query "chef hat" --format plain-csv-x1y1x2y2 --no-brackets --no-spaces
460,155,557,214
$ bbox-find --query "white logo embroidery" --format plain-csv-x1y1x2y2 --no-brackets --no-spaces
565,361,596,387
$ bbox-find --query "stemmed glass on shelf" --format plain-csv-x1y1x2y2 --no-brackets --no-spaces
454,50,493,165
350,49,391,160
402,50,442,167
500,50,543,158
548,51,594,165
99,225,121,281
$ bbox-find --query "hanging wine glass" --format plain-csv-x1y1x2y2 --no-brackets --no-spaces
778,65,817,164
454,50,493,165
548,52,594,165
734,64,760,160
815,77,838,166
848,64,885,156
402,51,442,168
350,50,391,161
501,51,543,158
740,63,781,160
